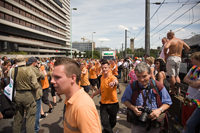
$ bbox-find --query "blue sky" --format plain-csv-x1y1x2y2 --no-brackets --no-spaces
70,0,200,50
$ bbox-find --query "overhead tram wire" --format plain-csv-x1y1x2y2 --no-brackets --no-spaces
150,0,190,33
175,18,200,33
134,0,166,39
150,2,199,37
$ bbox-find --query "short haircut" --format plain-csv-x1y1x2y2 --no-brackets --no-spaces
135,62,150,74
191,52,200,61
101,60,110,66
154,58,166,72
54,58,81,84
167,31,174,36
146,57,155,65
2,56,7,61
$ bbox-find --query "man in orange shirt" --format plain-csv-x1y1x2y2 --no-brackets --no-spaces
51,58,101,133
110,59,122,94
91,60,119,133
37,60,53,115
89,62,98,93
80,61,90,94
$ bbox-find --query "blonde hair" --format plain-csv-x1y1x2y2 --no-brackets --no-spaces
146,57,155,65
191,52,200,61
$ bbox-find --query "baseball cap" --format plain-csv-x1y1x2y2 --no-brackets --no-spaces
27,57,37,65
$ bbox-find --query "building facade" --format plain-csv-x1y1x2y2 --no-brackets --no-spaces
72,41,95,52
0,0,74,57
95,47,111,53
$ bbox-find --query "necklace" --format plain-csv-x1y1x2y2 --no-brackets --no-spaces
190,65,200,80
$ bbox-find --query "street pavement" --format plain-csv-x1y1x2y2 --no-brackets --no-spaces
0,78,181,133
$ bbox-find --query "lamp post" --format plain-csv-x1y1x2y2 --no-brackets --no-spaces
92,32,96,58
70,8,77,58
100,41,103,59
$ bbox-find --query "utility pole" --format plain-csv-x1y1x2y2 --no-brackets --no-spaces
122,43,123,58
125,30,127,58
145,0,150,55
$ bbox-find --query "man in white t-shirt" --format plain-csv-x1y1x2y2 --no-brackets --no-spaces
159,37,169,61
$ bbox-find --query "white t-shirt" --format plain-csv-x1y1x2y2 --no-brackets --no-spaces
186,67,200,99
134,60,141,67
117,61,122,67
123,62,129,68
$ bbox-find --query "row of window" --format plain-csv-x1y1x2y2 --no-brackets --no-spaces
30,0,67,22
11,0,68,28
0,1,69,33
0,12,67,39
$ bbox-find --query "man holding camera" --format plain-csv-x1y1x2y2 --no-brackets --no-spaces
121,62,172,133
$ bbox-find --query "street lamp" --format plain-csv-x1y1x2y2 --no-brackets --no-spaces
100,41,103,59
92,32,96,58
70,8,77,58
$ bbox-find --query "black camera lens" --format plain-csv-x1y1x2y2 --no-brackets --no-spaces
138,106,151,122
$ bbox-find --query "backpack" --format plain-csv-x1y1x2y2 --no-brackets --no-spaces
128,79,169,132
0,67,18,119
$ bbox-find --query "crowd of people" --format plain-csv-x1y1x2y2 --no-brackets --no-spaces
0,31,199,133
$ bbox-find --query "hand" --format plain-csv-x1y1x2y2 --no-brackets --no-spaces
0,112,3,120
109,81,116,88
148,109,162,121
188,102,193,107
90,94,94,99
133,106,143,117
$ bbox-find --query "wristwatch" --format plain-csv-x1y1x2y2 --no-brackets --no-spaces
159,107,164,113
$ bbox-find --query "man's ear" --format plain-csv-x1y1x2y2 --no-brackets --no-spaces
71,74,77,84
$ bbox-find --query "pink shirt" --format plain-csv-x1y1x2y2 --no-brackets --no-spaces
128,70,137,83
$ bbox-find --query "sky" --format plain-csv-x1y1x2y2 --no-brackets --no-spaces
70,0,200,50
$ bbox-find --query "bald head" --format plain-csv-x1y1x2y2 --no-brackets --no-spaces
167,31,175,40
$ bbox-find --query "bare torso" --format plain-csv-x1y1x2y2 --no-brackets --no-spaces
167,38,184,57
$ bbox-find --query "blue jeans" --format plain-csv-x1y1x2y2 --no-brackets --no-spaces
35,98,41,133
186,107,200,133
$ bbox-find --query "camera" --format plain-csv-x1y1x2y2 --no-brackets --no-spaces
138,106,152,122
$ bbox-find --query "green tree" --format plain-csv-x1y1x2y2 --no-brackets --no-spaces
66,50,69,56
74,51,77,58
93,50,100,59
79,52,81,58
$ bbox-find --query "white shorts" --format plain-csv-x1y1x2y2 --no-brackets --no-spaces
166,56,181,76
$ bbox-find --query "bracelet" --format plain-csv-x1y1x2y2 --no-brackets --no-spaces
159,107,164,113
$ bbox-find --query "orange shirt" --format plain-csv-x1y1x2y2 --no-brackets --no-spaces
81,67,90,86
64,89,101,133
40,65,49,89
89,66,97,79
100,74,118,104
96,64,101,76
111,64,118,76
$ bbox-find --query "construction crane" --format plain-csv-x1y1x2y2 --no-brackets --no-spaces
81,37,91,42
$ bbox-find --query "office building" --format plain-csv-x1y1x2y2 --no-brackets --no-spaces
0,0,74,58
72,41,95,52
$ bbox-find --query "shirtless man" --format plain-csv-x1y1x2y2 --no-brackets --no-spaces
164,31,190,95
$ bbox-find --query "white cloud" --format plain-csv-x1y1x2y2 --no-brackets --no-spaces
132,27,139,30
118,25,129,31
98,38,111,41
